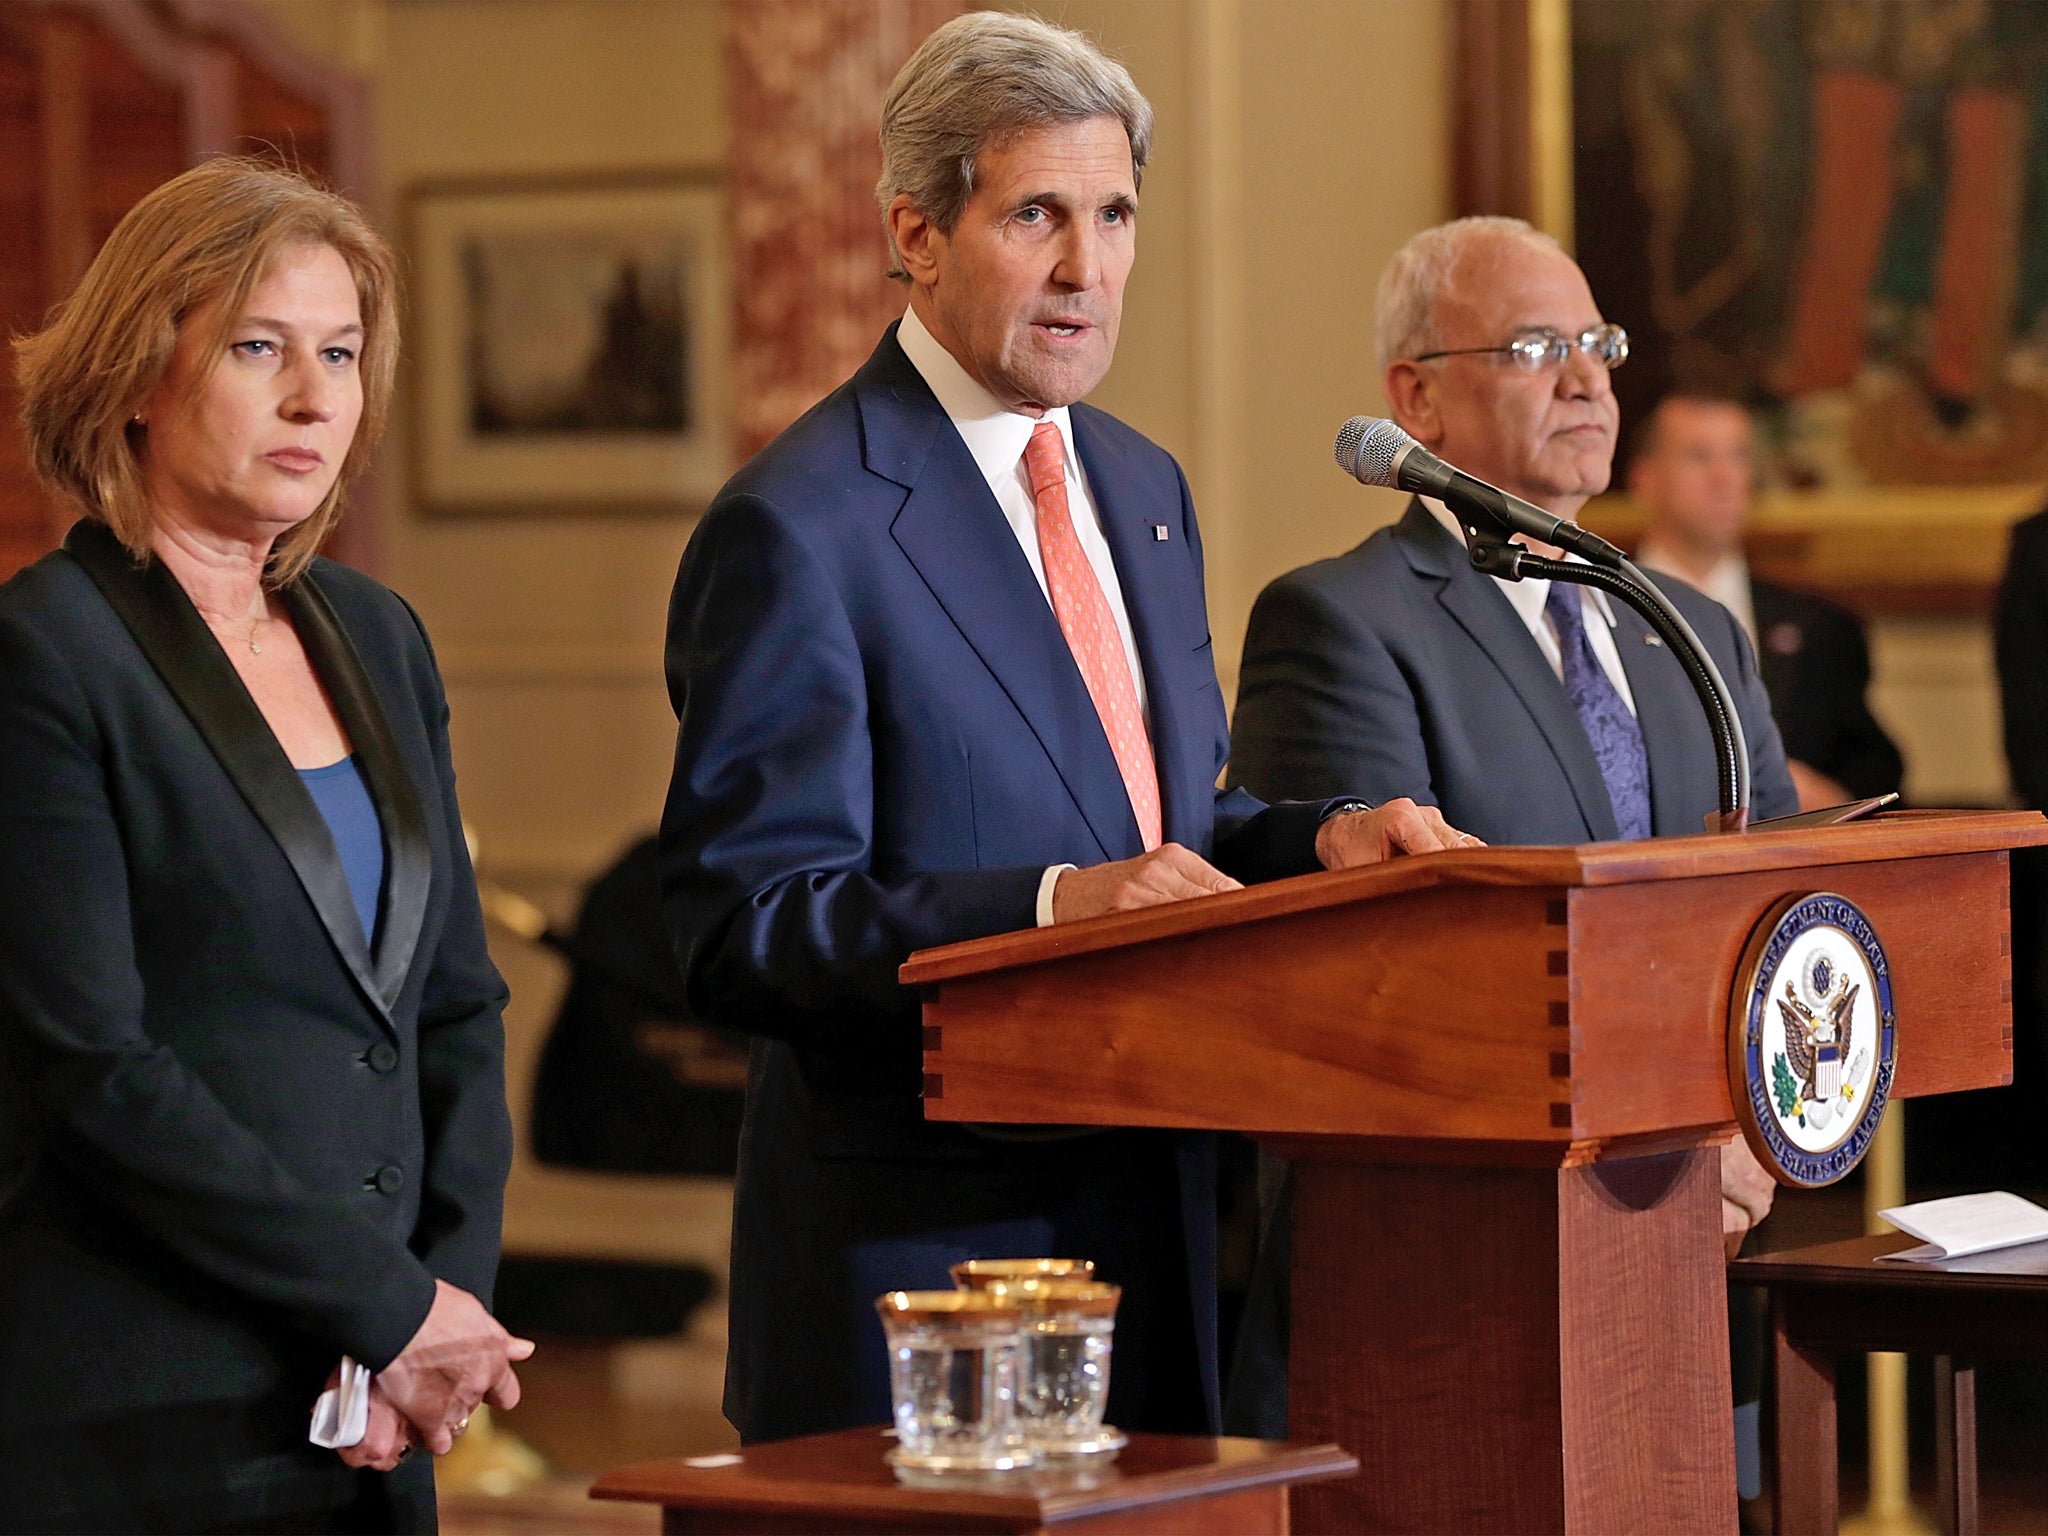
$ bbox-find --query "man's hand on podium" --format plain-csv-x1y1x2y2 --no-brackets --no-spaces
1047,801,1479,923
1721,1138,1776,1244
1051,844,1244,922
1315,799,1481,869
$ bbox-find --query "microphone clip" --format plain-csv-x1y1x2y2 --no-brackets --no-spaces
1467,528,1527,581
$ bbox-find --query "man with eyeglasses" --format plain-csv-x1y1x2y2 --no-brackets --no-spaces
1222,219,1798,1480
1230,216,1794,846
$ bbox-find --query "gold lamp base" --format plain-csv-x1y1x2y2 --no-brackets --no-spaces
1842,1114,1932,1536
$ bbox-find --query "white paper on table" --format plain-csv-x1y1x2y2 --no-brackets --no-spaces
1876,1191,2048,1262
308,1357,373,1449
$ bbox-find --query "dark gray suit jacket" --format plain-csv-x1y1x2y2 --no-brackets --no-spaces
1228,499,1799,833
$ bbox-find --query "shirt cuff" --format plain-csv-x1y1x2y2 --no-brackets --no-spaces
1036,864,1077,927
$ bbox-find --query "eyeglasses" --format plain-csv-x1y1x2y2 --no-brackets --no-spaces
1412,323,1629,372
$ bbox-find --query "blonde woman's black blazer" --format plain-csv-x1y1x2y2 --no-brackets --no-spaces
0,519,510,1526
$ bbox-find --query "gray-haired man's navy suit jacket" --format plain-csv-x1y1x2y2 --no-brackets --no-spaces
660,326,1341,1445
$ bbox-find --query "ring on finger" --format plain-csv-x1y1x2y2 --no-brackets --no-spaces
453,1416,471,1437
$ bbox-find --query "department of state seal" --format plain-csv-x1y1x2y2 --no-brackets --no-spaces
1728,892,1896,1187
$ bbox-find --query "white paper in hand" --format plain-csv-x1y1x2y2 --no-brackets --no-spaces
1877,1191,2048,1262
308,1357,373,1449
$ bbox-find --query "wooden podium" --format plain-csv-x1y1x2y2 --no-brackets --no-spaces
902,813,2048,1534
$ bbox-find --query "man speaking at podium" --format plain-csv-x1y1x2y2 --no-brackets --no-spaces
1225,217,1798,1447
659,12,1470,1446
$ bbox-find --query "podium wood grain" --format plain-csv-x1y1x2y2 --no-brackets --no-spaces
1288,1150,1731,1532
908,818,2033,1152
905,813,2048,1533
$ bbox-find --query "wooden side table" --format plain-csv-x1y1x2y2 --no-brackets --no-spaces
591,1427,1358,1534
1730,1231,2048,1536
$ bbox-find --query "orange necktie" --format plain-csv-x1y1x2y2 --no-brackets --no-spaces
1024,421,1163,851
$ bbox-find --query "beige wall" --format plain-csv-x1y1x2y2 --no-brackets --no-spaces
378,0,725,883
1870,618,2006,806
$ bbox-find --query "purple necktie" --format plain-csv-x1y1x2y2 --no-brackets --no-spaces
1546,582,1652,841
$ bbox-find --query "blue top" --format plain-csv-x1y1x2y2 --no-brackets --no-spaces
298,757,385,948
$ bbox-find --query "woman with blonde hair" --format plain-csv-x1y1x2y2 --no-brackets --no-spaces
0,157,525,1533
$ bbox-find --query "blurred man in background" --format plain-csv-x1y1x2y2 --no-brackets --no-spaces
1632,393,1903,810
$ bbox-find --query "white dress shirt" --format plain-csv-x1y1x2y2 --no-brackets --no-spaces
896,305,1152,925
1424,498,1638,715
1634,538,1757,652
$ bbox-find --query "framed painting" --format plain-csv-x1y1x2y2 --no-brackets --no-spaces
1458,0,2046,611
406,171,730,516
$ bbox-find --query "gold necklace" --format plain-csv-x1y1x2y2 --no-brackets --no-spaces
201,607,268,656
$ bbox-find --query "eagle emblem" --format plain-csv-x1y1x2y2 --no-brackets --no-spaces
1772,953,1866,1132
1731,892,1896,1188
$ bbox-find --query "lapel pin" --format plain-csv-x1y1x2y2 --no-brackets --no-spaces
1152,524,1170,542
1644,634,1663,647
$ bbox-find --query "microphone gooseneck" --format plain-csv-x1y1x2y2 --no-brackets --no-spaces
1333,416,1751,831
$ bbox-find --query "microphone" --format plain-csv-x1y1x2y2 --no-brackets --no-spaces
1332,414,1750,826
1333,416,1625,568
